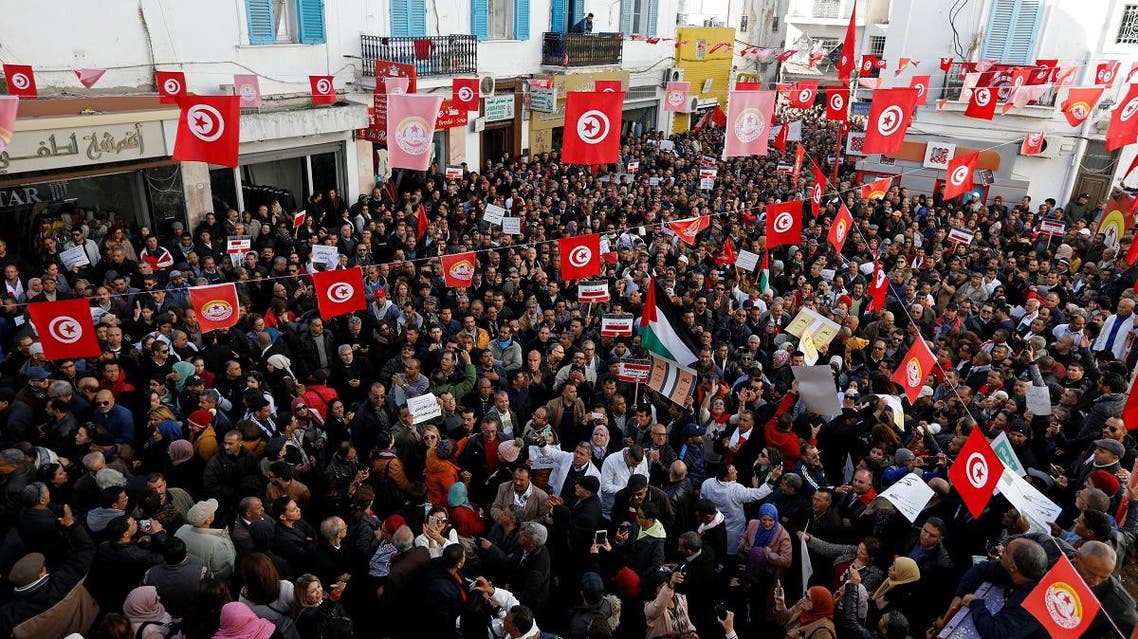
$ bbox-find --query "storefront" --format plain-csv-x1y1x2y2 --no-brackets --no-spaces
622,84,660,137
480,79,522,167
0,97,179,260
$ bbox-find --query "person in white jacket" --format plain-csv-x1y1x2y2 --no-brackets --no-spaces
175,498,237,580
699,462,781,555
470,576,521,638
599,445,649,520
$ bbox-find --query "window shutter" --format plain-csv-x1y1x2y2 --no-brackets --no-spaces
409,0,427,36
981,0,1041,64
619,0,633,34
646,0,658,36
514,0,530,39
472,0,490,40
296,0,327,44
571,0,584,26
246,0,276,45
391,0,410,36
551,0,566,33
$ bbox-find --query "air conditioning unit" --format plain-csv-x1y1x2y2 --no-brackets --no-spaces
685,95,700,112
666,68,684,82
479,76,496,97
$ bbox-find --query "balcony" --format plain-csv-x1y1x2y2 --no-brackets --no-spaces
938,61,1058,108
360,35,477,78
541,32,623,67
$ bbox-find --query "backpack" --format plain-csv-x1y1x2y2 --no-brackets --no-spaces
372,458,406,517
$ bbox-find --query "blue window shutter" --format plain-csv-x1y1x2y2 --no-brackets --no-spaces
572,0,584,25
472,0,489,40
246,0,276,44
409,0,427,36
391,0,410,36
515,0,530,39
646,0,657,36
551,0,566,33
297,0,326,44
981,0,1041,64
619,0,632,33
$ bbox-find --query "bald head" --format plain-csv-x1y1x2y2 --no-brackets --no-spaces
1075,540,1116,587
669,460,688,481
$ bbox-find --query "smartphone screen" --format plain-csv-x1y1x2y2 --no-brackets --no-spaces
595,530,607,545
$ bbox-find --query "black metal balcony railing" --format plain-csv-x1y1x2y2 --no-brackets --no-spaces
361,34,478,78
542,32,623,67
938,61,1058,107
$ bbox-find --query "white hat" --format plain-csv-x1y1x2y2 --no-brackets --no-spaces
186,498,219,527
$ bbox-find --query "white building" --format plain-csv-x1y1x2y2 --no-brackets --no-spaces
856,0,1138,207
780,0,891,84
0,0,677,250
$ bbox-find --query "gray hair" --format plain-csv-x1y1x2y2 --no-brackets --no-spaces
1078,540,1116,568
0,449,24,466
320,517,346,541
96,468,127,489
82,451,105,471
522,522,548,547
678,531,702,552
48,381,73,400
1009,538,1048,580
393,525,415,552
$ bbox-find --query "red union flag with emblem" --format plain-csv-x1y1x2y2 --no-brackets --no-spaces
452,77,479,111
310,75,336,104
189,283,240,332
837,2,856,82
765,200,802,248
563,91,621,165
1023,555,1101,638
234,74,262,108
596,80,622,93
559,234,601,280
1095,60,1120,87
724,90,775,158
964,86,997,120
1106,83,1138,151
1061,87,1104,127
825,87,848,121
173,96,241,168
441,251,477,288
28,298,100,360
577,281,611,304
863,88,918,154
828,203,853,253
387,93,444,170
156,70,186,104
891,337,936,404
909,75,931,105
667,216,710,246
312,267,366,318
1021,131,1045,155
789,81,818,108
664,81,690,112
601,315,635,337
861,177,892,201
949,427,1003,518
943,152,978,200
2,65,37,98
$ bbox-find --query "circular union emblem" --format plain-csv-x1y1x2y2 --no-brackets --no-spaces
733,107,765,143
395,116,432,156
668,91,684,107
1043,582,1083,629
449,259,475,278
905,356,922,387
200,299,235,323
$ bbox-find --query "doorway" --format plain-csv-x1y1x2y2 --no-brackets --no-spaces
482,125,514,166
1072,139,1117,205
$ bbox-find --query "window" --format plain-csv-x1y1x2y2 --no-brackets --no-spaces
1118,4,1138,44
868,36,886,57
739,15,748,32
550,0,585,33
473,0,529,39
391,0,427,36
246,0,325,44
619,0,658,36
814,37,840,53
813,0,841,19
980,0,1043,64
772,16,779,32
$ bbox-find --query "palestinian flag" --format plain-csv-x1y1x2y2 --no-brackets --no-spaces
640,278,700,366
759,250,771,294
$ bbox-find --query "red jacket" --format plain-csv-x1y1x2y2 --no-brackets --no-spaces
764,392,803,470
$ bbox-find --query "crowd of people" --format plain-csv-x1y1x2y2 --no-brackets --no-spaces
0,102,1137,639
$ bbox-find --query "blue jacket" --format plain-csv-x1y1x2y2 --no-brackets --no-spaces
94,405,135,444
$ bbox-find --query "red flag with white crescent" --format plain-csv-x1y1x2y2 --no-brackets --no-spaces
27,299,101,360
559,234,602,280
156,70,186,104
948,427,1003,518
312,267,367,318
789,81,818,108
868,263,888,312
863,88,918,154
909,75,931,105
825,87,848,121
964,87,997,120
452,77,480,111
837,4,857,83
563,91,622,165
765,200,803,248
943,152,978,200
173,96,241,168
1106,83,1138,151
310,75,337,104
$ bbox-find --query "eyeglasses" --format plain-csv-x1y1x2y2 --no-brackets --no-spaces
424,435,438,441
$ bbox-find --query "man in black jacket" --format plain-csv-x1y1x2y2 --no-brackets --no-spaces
511,522,551,621
0,505,94,638
271,496,317,579
675,531,721,639
1075,540,1138,638
86,514,167,612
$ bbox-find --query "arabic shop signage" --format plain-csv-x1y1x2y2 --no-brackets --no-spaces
0,121,168,175
483,95,515,123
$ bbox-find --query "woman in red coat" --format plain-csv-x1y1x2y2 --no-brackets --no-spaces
447,481,485,538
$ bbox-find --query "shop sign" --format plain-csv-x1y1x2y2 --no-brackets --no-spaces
435,99,469,129
922,142,956,170
0,121,167,175
531,87,556,113
484,95,515,123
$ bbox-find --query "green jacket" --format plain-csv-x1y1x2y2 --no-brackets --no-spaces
430,362,476,398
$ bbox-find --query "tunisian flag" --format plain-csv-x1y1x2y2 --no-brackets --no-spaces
441,252,477,288
1106,83,1138,151
559,234,602,280
156,70,186,104
863,88,918,154
312,267,367,319
1022,555,1101,638
943,152,978,200
664,81,690,112
964,87,997,120
387,93,445,171
596,80,623,93
909,75,931,105
173,96,241,168
1095,60,1121,87
825,87,849,121
868,263,888,311
789,81,818,108
28,299,101,360
189,283,241,332
667,216,710,245
891,337,936,404
1061,87,1104,127
234,74,262,108
808,162,826,216
724,91,775,158
452,77,479,111
310,75,337,104
828,203,853,253
837,3,857,83
2,65,37,98
949,427,1003,518
765,200,802,248
563,91,622,165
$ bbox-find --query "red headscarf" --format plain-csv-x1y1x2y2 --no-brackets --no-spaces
797,586,835,626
